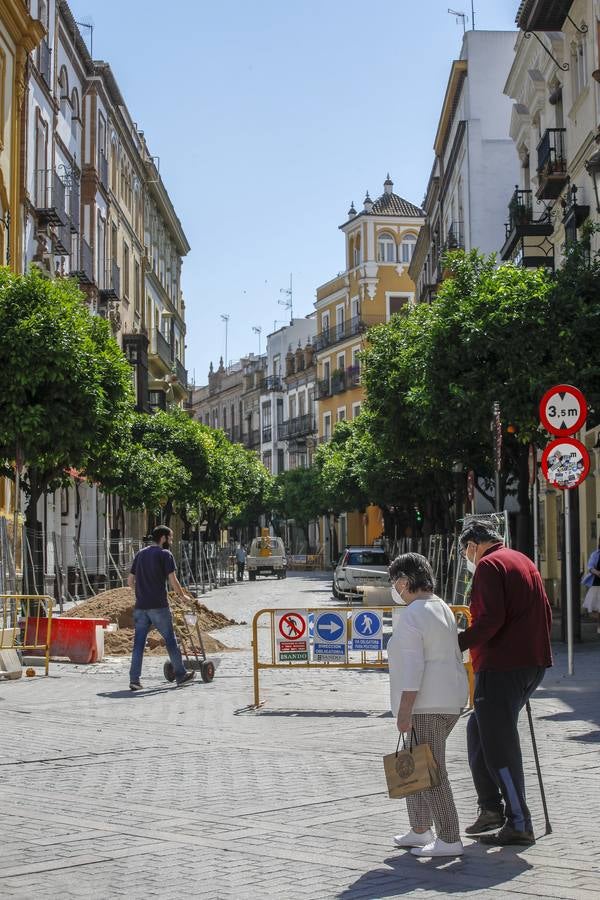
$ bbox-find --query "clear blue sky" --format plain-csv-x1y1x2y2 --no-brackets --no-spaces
72,0,517,384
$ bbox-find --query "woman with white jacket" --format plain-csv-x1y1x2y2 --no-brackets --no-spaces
387,552,468,858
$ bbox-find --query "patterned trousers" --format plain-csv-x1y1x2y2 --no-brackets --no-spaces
406,713,461,843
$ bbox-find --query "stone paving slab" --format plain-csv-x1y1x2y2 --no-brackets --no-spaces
0,574,599,898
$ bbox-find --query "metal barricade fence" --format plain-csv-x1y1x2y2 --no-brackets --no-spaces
0,594,54,676
251,605,473,708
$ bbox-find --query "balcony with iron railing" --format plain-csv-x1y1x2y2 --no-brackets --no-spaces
54,220,71,256
536,128,568,199
98,151,109,191
331,369,346,395
70,181,80,233
72,237,94,285
99,260,120,301
34,170,67,226
38,37,51,87
316,378,331,399
444,220,464,251
263,375,283,392
501,187,554,266
262,425,273,443
313,313,386,352
175,358,188,390
277,414,316,441
346,364,361,388
149,328,173,370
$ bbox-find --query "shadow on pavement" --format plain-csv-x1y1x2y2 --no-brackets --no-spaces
96,685,191,699
246,708,391,719
337,844,533,898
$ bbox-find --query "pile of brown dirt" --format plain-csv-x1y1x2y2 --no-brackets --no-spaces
103,628,228,656
65,587,237,656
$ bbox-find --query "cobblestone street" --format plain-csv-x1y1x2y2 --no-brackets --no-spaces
0,573,599,899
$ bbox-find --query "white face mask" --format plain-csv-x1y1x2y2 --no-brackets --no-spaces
465,546,477,575
391,584,406,605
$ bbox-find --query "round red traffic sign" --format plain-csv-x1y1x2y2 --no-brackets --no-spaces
278,612,306,640
539,384,587,436
541,438,590,490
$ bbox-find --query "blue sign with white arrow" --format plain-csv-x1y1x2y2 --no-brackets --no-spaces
352,611,383,651
313,611,347,662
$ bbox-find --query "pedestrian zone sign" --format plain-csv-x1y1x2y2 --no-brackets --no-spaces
313,611,347,663
275,610,309,662
351,610,383,652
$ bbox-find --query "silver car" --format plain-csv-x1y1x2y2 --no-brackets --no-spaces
333,546,390,600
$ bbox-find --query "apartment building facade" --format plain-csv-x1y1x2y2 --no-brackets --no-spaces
409,30,520,301
314,175,424,561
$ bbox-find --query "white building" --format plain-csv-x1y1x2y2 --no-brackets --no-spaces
260,317,316,475
410,29,520,301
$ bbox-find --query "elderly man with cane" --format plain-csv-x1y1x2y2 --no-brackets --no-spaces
458,521,553,846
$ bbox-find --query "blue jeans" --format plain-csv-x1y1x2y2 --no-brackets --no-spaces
129,607,186,683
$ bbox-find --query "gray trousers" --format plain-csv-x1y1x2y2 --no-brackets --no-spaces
406,712,461,843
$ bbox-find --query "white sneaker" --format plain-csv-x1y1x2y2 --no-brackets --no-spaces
411,838,464,858
394,828,434,848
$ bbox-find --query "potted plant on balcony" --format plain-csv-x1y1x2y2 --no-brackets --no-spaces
331,368,345,392
509,195,530,226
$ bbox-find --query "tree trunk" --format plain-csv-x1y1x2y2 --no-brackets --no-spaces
24,471,44,597
515,445,533,558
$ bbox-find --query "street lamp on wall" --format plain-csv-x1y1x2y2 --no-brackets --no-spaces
585,150,600,214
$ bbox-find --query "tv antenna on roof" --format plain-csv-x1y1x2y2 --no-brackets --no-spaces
252,325,262,355
278,273,293,324
448,8,467,34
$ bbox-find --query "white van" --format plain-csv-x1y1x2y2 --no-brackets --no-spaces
246,535,287,581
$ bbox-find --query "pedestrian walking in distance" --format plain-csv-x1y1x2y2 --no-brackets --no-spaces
128,526,196,691
235,543,247,581
387,553,469,858
458,521,553,846
581,538,600,634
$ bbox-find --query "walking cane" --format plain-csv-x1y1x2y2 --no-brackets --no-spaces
525,700,552,835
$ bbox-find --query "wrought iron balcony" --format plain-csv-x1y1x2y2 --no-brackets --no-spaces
34,170,67,226
72,238,94,285
38,38,51,87
444,220,465,251
54,220,71,256
516,0,574,32
98,151,109,191
277,414,316,441
317,378,331,399
150,329,173,369
501,187,554,269
313,314,385,352
262,425,273,443
346,364,361,387
331,370,346,395
263,375,282,392
99,260,121,301
70,180,80,233
536,129,568,200
175,358,188,390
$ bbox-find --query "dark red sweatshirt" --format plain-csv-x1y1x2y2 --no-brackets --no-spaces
458,543,553,673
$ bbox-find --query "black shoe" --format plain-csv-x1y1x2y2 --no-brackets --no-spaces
176,670,196,687
465,808,505,835
129,681,143,691
478,824,535,846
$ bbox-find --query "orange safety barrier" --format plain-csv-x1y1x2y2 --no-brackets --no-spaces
251,604,473,708
0,595,54,676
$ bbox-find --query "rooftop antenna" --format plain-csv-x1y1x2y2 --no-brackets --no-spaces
220,313,230,369
471,1,476,30
448,8,467,34
75,20,94,57
279,273,293,324
252,325,262,355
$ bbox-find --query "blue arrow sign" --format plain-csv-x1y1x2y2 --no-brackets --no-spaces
315,612,345,642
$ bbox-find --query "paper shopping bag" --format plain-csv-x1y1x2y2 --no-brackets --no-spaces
383,732,441,799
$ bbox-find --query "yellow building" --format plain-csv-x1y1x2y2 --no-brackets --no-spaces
314,176,424,560
0,2,43,551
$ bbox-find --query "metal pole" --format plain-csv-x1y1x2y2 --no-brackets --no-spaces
13,465,20,574
564,489,574,675
533,475,540,570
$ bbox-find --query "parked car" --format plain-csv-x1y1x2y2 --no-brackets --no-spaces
333,546,390,600
247,535,287,580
